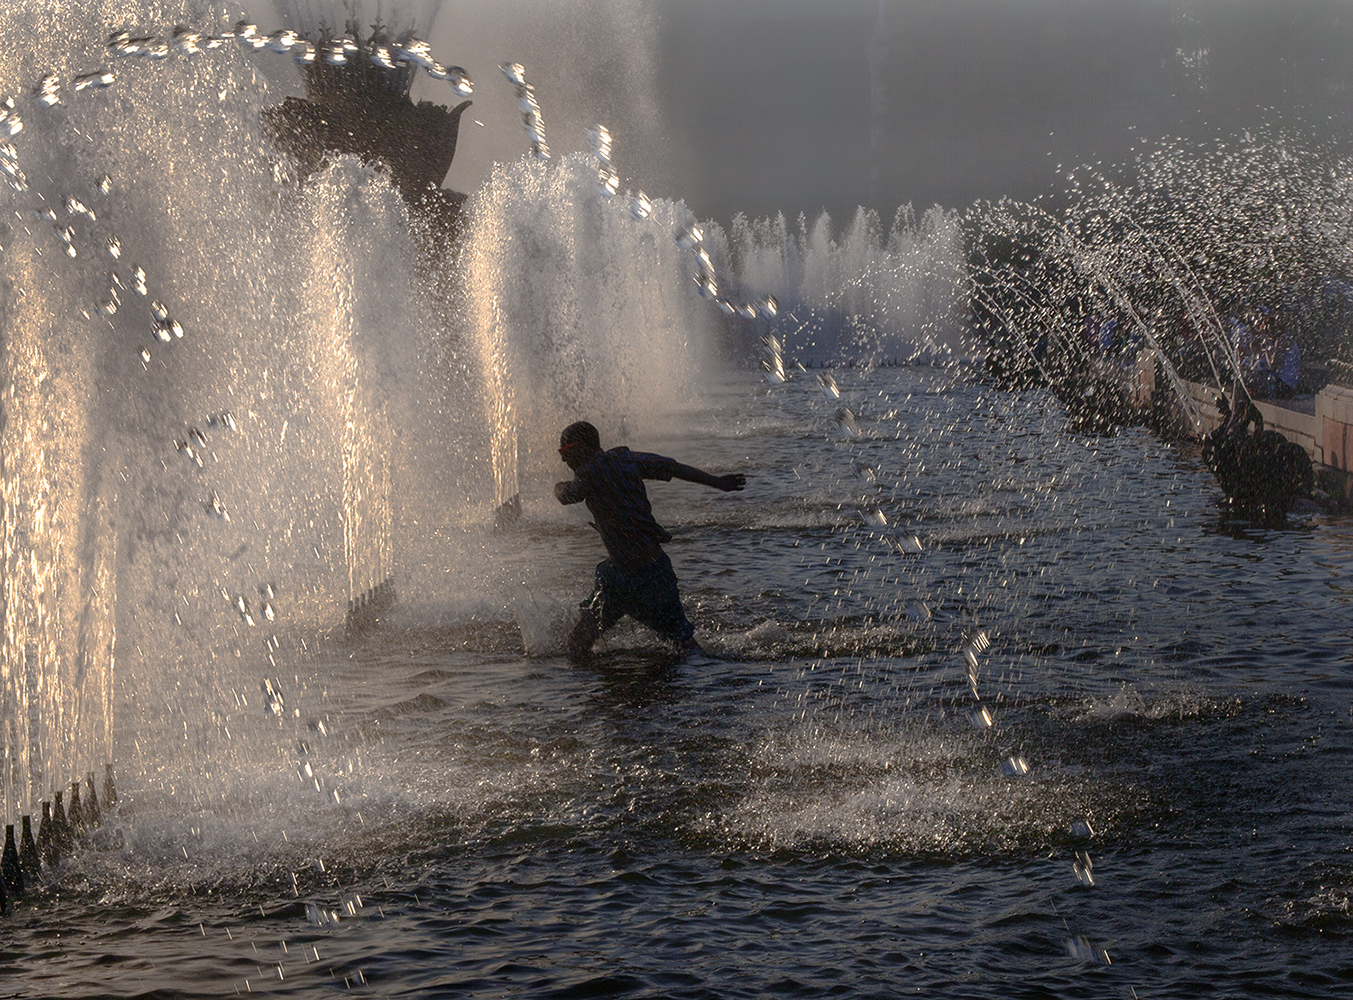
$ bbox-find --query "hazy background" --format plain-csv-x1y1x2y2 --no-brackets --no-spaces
256,1,1353,227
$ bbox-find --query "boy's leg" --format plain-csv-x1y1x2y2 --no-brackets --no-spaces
566,605,603,664
627,553,699,651
570,561,623,664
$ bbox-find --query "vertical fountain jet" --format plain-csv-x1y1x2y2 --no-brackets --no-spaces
260,4,482,629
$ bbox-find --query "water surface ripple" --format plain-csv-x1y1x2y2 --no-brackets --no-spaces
12,368,1353,999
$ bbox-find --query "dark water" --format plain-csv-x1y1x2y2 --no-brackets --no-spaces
9,367,1353,998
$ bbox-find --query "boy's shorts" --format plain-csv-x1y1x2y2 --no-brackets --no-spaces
581,552,695,642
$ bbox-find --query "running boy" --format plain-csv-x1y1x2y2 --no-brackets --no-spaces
554,420,745,662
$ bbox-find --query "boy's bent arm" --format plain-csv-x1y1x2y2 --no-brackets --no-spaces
555,479,587,504
670,462,746,492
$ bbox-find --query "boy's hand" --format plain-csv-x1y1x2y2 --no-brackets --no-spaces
716,473,746,492
553,481,572,501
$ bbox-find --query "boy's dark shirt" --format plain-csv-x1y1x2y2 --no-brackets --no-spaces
556,446,678,571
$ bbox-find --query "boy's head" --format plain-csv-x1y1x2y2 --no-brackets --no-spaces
559,420,601,469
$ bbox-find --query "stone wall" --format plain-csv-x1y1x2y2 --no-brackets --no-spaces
1124,348,1353,499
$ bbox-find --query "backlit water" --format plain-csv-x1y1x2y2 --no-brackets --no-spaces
1,3,1351,997
10,366,1351,999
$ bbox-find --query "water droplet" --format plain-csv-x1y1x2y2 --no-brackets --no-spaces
150,299,169,321
835,407,863,439
1065,935,1110,964
172,26,203,55
233,22,264,50
262,678,285,716
292,41,316,66
500,62,527,86
851,458,878,484
1073,850,1094,886
108,31,159,57
265,29,298,54
368,44,398,70
904,600,932,621
629,191,651,221
208,411,237,432
588,124,613,162
735,301,758,319
206,491,228,519
175,439,203,469
0,114,21,138
964,630,991,654
758,294,779,319
152,320,173,343
817,373,840,398
1070,819,1095,840
596,168,619,197
694,271,718,300
859,506,888,529
447,68,473,98
1,152,27,192
131,265,147,295
1000,755,1030,776
964,648,979,696
32,73,60,107
397,39,435,69
71,70,115,92
188,426,207,448
139,347,150,363
323,40,349,66
65,196,93,219
676,222,704,250
968,706,994,729
98,174,112,194
305,903,339,927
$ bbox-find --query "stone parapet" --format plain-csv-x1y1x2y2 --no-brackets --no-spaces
1168,376,1353,501
1317,384,1353,472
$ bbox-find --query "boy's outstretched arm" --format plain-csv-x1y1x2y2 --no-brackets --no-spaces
670,463,746,492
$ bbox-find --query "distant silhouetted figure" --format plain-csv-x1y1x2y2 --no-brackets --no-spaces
554,421,745,662
1203,393,1313,516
